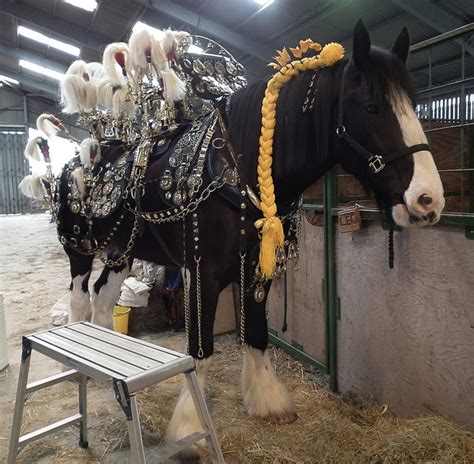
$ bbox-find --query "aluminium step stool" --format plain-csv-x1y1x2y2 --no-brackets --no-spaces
8,321,225,464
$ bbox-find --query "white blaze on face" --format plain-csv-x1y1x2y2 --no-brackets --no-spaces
389,89,445,228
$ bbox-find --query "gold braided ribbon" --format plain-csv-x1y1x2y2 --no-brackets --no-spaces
255,42,344,278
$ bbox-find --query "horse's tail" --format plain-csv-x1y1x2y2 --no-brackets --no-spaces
18,175,46,200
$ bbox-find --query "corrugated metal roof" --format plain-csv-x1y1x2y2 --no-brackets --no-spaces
0,0,472,99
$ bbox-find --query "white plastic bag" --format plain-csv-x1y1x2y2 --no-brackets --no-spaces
50,293,70,326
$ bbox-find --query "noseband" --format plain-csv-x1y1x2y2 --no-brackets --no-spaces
335,63,429,174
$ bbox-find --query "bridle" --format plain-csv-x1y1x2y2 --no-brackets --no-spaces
335,62,430,174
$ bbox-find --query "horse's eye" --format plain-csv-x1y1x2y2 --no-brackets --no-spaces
366,103,379,115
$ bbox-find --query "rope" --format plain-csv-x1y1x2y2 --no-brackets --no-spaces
389,223,394,269
255,42,344,278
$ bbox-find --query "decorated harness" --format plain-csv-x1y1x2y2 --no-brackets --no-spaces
27,29,349,353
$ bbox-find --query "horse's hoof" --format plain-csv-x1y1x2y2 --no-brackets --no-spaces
266,410,298,424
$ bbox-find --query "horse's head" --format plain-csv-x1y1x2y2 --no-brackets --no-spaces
336,20,444,227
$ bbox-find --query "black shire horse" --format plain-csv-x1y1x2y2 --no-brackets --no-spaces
53,21,444,445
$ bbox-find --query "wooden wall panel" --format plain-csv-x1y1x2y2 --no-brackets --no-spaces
336,224,474,430
267,218,326,365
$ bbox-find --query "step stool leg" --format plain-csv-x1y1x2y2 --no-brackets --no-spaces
185,371,225,464
127,396,146,464
78,374,88,448
8,337,32,464
114,380,146,464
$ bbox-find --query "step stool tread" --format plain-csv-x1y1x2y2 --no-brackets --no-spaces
27,322,195,384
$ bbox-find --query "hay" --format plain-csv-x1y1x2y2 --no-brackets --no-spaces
14,333,474,463
136,333,474,464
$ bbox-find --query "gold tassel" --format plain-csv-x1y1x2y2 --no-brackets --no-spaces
256,39,344,278
254,216,285,278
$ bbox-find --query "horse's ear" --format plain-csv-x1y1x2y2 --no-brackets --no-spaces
352,19,371,68
391,26,410,63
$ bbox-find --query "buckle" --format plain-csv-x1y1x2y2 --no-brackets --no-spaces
368,155,385,174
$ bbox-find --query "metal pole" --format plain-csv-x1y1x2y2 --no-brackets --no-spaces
410,23,474,52
324,167,338,392
8,338,32,464
78,374,88,448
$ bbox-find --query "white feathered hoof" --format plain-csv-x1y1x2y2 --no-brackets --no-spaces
165,386,206,461
242,346,297,424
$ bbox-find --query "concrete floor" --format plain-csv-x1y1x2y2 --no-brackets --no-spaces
0,214,185,463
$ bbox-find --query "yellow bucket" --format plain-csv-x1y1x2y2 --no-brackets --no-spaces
113,305,131,334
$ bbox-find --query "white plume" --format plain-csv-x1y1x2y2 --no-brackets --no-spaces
85,62,105,82
103,42,130,84
60,59,101,114
68,60,87,75
80,138,101,169
162,30,176,56
24,136,43,162
161,69,186,101
18,175,46,200
61,74,86,114
129,25,153,70
112,87,135,117
36,114,58,138
150,34,167,71
97,79,115,109
71,167,86,199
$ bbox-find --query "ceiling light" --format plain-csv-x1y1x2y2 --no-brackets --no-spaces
18,25,80,57
0,75,20,85
255,0,274,5
19,60,65,81
64,0,97,12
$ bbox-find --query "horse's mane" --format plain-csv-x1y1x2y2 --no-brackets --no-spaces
228,47,416,203
227,61,344,201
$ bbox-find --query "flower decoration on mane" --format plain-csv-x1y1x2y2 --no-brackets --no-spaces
268,39,325,71
257,40,344,278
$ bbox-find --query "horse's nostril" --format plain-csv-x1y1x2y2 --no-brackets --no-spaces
423,211,436,222
418,194,433,206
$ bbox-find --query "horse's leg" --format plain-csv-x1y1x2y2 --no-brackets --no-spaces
241,280,297,423
165,266,220,452
67,248,94,323
90,258,131,329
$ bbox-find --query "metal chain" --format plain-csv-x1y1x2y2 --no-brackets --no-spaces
294,201,303,271
239,252,246,345
194,255,204,358
127,175,226,224
59,212,126,257
99,216,140,267
182,220,190,354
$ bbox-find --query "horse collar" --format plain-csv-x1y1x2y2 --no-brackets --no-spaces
335,63,429,174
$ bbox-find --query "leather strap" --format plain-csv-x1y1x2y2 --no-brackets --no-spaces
336,62,430,174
